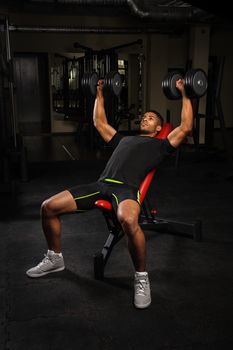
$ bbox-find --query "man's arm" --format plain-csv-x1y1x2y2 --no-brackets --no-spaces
93,80,117,143
167,79,193,148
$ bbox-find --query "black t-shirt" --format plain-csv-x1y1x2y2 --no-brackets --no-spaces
99,133,176,188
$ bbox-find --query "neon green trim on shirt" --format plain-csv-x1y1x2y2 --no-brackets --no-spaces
103,178,124,184
137,190,141,204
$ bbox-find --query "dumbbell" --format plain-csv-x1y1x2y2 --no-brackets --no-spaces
162,68,208,100
81,71,122,97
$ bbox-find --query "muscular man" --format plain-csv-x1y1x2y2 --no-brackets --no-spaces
26,79,193,309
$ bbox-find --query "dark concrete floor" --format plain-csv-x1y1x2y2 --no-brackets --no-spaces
0,148,233,350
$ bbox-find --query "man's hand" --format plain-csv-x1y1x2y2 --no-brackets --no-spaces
97,79,104,96
175,79,186,97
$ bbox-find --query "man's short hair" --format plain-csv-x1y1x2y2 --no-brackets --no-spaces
147,110,164,126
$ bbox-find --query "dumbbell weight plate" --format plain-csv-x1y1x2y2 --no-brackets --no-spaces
89,71,99,96
103,71,112,95
162,71,183,100
104,71,122,96
81,71,99,96
184,69,208,98
111,71,122,96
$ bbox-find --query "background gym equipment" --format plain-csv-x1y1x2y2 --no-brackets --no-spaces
46,39,145,155
0,17,28,195
205,56,232,166
162,68,208,100
81,71,123,97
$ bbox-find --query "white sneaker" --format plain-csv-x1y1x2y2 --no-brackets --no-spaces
134,272,151,309
26,250,65,278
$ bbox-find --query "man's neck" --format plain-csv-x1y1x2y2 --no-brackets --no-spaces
139,132,157,138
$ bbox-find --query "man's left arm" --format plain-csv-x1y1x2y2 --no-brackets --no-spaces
167,79,193,149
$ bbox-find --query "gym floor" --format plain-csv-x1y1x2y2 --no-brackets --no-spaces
0,143,233,350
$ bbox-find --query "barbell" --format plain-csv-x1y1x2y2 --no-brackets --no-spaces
81,71,122,97
162,68,208,100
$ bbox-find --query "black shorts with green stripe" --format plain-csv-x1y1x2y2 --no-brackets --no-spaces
68,179,141,212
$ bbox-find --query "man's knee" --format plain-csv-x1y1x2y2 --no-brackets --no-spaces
117,211,138,234
41,198,56,218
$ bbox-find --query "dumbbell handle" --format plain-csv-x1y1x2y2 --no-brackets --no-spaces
99,81,122,86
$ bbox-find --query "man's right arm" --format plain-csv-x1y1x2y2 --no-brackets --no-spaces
167,79,193,149
93,80,117,143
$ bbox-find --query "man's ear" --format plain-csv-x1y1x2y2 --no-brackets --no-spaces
156,125,162,132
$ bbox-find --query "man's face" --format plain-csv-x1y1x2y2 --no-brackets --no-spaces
140,112,162,135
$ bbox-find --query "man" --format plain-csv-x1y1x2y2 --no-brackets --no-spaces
26,78,193,309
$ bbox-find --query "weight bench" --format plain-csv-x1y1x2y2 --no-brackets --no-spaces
94,123,202,280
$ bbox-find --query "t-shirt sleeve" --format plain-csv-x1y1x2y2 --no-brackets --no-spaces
107,132,124,149
160,138,176,155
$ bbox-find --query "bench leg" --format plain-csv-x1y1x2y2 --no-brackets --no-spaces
94,229,124,280
140,217,203,241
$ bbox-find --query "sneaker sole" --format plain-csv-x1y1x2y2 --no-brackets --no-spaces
134,300,151,309
26,266,65,278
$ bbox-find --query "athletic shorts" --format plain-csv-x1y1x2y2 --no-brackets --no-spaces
68,179,141,212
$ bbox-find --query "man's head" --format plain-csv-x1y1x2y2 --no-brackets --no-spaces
140,110,164,137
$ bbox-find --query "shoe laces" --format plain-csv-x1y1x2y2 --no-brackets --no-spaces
37,253,51,267
135,277,148,295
